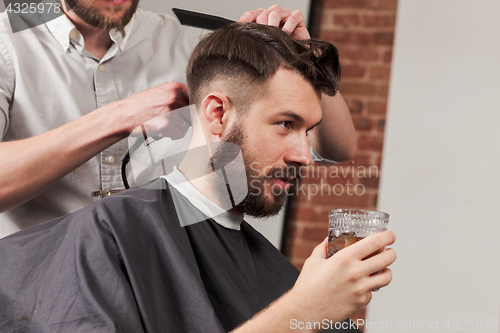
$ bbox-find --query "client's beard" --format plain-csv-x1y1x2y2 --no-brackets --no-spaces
211,123,300,218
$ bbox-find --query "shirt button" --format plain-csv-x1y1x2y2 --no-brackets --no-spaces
70,30,78,39
98,64,105,72
107,156,115,164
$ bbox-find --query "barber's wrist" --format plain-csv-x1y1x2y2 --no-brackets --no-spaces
101,98,142,137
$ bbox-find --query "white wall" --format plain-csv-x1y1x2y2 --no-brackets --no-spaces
371,1,500,332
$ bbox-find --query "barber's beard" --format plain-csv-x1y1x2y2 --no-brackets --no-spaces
211,123,300,218
64,0,139,33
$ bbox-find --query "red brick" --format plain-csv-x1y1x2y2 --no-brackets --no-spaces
370,65,391,80
352,116,373,131
363,14,396,27
377,119,386,131
378,83,390,98
317,208,331,224
383,49,393,63
358,164,380,179
377,0,398,10
324,167,355,186
367,101,387,114
345,99,364,114
312,165,329,177
359,176,380,189
321,31,371,45
323,0,373,9
303,227,328,242
327,163,379,184
325,163,347,173
315,190,372,207
334,14,360,27
342,64,366,78
340,82,377,96
291,243,316,259
290,224,305,241
326,162,356,173
357,135,384,151
338,46,379,62
351,154,372,167
295,206,318,222
300,168,323,184
296,191,314,204
317,13,332,31
295,182,327,203
372,32,395,45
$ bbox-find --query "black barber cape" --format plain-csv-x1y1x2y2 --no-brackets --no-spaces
0,178,360,332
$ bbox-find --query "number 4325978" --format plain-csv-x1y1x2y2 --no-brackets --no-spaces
5,2,61,14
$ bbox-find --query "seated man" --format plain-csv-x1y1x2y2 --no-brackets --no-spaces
0,23,396,332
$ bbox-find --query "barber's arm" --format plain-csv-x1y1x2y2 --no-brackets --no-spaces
0,82,189,213
309,93,357,162
232,231,397,333
239,5,357,162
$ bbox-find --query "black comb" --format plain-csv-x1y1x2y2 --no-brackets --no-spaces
172,8,235,31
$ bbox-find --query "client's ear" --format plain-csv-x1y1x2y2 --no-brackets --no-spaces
201,93,234,137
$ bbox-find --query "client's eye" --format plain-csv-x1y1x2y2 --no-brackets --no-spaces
278,121,291,130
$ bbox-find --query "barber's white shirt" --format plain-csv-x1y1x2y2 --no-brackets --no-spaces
0,9,206,237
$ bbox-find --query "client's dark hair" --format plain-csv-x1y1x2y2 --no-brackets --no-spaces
186,22,341,112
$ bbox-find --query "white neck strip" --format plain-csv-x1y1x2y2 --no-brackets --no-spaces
163,167,243,230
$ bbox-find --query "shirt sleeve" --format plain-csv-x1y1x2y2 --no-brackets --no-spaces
0,108,6,141
310,145,338,165
0,34,14,141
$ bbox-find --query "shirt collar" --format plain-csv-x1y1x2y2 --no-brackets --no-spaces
45,10,135,53
109,14,134,52
164,167,244,231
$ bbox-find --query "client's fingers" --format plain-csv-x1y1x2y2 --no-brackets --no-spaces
362,248,397,275
310,236,329,259
348,231,396,260
366,268,393,291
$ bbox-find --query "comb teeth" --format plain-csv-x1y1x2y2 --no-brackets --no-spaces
172,8,235,31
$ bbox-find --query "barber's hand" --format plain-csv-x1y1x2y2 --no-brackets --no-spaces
238,5,310,40
131,105,191,141
124,82,191,139
288,231,397,324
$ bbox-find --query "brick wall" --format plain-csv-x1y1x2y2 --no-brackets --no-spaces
284,0,399,330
